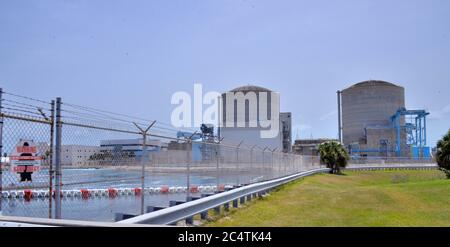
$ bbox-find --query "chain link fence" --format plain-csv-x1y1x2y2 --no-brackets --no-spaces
0,88,435,222
0,89,55,219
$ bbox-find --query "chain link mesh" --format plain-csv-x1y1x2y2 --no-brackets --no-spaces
0,92,54,219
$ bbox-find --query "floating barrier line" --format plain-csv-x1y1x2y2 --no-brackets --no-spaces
0,185,234,200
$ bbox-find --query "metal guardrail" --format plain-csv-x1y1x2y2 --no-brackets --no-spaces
118,164,439,225
118,168,331,225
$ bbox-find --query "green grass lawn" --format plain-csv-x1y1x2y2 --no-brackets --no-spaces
205,169,450,227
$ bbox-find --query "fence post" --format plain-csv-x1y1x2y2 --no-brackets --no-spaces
293,155,295,172
277,152,281,176
271,151,274,179
133,121,156,215
235,146,239,186
48,100,55,218
236,141,244,186
185,131,197,201
141,133,147,215
215,137,223,192
271,148,277,179
250,145,253,170
262,147,268,179
186,142,191,200
54,97,62,219
216,144,219,191
0,88,3,215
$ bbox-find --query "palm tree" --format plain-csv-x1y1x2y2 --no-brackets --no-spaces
318,141,349,174
436,129,450,178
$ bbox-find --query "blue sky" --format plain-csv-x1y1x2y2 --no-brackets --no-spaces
1,0,449,147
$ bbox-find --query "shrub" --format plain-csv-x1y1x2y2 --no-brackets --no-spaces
318,141,349,174
436,129,450,178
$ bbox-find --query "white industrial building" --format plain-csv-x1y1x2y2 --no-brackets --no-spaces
219,85,292,152
100,138,166,156
57,139,166,167
61,145,101,166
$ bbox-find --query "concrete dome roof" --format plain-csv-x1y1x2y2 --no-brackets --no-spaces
229,85,272,92
343,80,403,91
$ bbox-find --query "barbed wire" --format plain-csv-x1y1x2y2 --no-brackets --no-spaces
61,111,141,129
61,106,150,127
3,91,52,105
2,100,52,113
62,101,156,124
62,100,197,134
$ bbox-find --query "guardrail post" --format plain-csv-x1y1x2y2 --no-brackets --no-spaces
214,205,220,214
54,97,62,219
246,194,252,201
232,199,238,208
200,194,209,220
146,206,166,213
186,216,193,225
185,196,200,225
223,202,229,211
115,213,136,222
200,211,208,220
169,200,185,207
239,196,245,204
